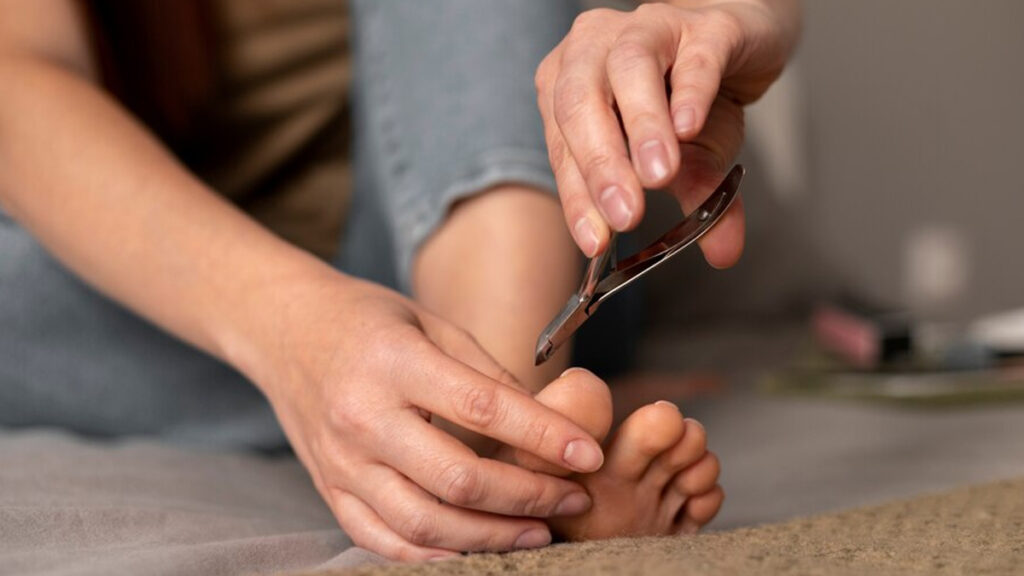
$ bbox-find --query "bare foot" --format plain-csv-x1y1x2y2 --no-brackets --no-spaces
515,368,725,540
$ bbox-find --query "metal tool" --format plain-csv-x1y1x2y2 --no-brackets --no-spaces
534,164,745,365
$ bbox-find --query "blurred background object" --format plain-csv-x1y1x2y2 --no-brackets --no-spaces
644,0,1024,328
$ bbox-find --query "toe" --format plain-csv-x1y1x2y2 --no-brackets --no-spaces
514,367,613,475
647,418,708,487
675,451,721,496
676,485,725,534
541,368,614,441
604,402,686,481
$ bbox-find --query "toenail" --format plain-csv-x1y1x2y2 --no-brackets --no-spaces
655,400,680,411
514,528,552,549
554,492,592,516
559,367,594,379
563,439,604,472
679,519,701,535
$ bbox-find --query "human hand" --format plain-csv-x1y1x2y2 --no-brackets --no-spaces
535,0,799,264
256,274,602,561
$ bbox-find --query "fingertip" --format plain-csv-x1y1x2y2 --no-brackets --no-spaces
698,196,744,269
563,437,604,473
673,105,699,138
635,139,677,189
596,184,645,232
572,213,609,258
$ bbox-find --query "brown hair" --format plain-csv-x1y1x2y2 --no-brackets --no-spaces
81,1,218,151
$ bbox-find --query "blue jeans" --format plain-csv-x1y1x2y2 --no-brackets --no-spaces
0,1,581,449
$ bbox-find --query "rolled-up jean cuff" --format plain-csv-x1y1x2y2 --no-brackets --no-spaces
393,149,557,291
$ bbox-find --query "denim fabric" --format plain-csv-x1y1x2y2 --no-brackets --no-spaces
0,210,286,449
343,0,581,291
0,1,582,446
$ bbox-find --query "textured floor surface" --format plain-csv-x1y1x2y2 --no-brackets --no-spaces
322,477,1023,576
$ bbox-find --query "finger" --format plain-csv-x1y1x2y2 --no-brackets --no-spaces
549,120,610,258
668,16,733,140
328,489,457,562
352,463,552,552
668,97,746,269
378,412,593,519
537,59,610,257
404,341,605,473
605,17,680,188
553,31,644,232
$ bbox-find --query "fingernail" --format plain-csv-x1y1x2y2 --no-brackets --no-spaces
554,491,592,516
638,140,670,183
573,217,600,257
674,107,696,135
514,528,552,549
428,553,457,562
599,186,633,231
563,439,603,472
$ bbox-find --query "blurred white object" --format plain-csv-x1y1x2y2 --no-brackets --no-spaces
969,308,1024,352
747,64,807,202
902,225,970,314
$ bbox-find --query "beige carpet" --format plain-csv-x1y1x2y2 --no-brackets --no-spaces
325,477,1023,576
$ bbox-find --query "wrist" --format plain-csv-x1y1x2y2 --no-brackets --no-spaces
211,246,353,396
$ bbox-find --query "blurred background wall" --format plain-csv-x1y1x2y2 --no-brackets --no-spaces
644,0,1024,328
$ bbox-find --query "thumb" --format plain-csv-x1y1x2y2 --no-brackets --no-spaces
668,96,746,269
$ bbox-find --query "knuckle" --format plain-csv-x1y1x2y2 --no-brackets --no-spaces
547,138,568,175
705,9,743,42
632,2,665,20
438,461,483,507
688,49,717,74
455,383,502,430
581,149,618,178
570,8,614,35
534,55,554,95
552,78,591,127
607,39,652,74
518,479,552,517
623,110,663,133
521,417,556,458
327,401,368,435
398,509,440,546
675,45,719,80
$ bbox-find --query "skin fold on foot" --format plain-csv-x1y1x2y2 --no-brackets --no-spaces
512,367,725,541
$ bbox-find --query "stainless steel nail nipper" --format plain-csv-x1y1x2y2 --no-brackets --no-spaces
534,164,745,365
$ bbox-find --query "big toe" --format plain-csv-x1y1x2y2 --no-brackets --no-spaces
604,401,686,481
515,368,613,475
535,368,613,440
